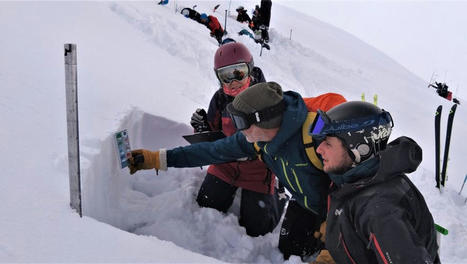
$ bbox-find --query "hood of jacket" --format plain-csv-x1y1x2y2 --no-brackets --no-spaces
256,91,308,155
331,136,422,198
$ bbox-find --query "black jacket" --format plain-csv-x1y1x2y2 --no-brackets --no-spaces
326,137,440,264
236,10,251,23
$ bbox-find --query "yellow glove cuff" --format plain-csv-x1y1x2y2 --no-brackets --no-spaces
144,149,167,171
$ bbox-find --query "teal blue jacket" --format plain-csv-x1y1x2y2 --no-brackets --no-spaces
168,91,329,215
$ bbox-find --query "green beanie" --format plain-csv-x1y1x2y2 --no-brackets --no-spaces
232,81,284,129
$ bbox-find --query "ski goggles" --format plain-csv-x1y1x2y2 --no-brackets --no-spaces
226,100,286,131
216,63,250,84
310,109,394,139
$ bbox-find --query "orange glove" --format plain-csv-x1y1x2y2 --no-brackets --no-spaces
310,222,335,264
128,149,167,175
311,249,335,264
313,221,327,243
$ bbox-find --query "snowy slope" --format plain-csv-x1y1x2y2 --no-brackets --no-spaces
0,1,466,263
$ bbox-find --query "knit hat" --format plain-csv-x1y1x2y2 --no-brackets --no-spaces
231,81,284,129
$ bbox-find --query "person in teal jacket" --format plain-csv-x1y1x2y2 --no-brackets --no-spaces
129,82,335,261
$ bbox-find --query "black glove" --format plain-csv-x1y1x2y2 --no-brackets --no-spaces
190,108,210,132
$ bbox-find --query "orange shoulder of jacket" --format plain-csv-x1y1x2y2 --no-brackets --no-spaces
303,93,347,112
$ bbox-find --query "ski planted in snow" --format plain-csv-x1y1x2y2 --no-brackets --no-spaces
440,104,457,187
435,105,442,188
459,174,467,195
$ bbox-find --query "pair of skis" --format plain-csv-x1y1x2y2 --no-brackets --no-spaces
434,104,457,189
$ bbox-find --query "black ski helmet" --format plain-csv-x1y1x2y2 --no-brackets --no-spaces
312,101,394,163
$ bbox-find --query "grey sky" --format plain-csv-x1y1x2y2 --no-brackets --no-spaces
276,0,467,99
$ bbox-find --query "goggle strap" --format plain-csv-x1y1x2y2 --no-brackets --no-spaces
250,100,286,124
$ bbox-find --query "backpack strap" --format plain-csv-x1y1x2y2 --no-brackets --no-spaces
302,112,324,171
253,142,263,161
253,113,323,170
301,93,347,171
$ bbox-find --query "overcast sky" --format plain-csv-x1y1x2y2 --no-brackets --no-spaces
277,0,467,100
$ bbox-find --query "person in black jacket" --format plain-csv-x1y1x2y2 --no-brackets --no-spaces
235,6,251,24
429,81,450,99
312,101,440,264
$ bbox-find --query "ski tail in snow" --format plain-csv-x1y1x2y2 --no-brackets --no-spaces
435,105,442,188
440,104,457,186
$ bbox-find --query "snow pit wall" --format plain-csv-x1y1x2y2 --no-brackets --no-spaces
82,108,193,230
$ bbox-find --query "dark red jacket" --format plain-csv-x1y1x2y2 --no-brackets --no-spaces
206,67,274,194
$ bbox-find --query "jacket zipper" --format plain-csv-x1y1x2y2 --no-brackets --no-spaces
368,233,389,264
263,169,272,194
327,182,334,212
338,232,357,264
280,158,296,192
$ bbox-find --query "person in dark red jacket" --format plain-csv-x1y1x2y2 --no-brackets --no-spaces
189,42,287,237
200,13,224,44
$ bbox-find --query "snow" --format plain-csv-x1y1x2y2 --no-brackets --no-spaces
0,1,466,263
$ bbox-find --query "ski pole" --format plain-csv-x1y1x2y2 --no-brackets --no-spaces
434,223,448,257
434,223,448,256
435,223,448,235
441,104,457,187
224,9,227,32
459,174,467,195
